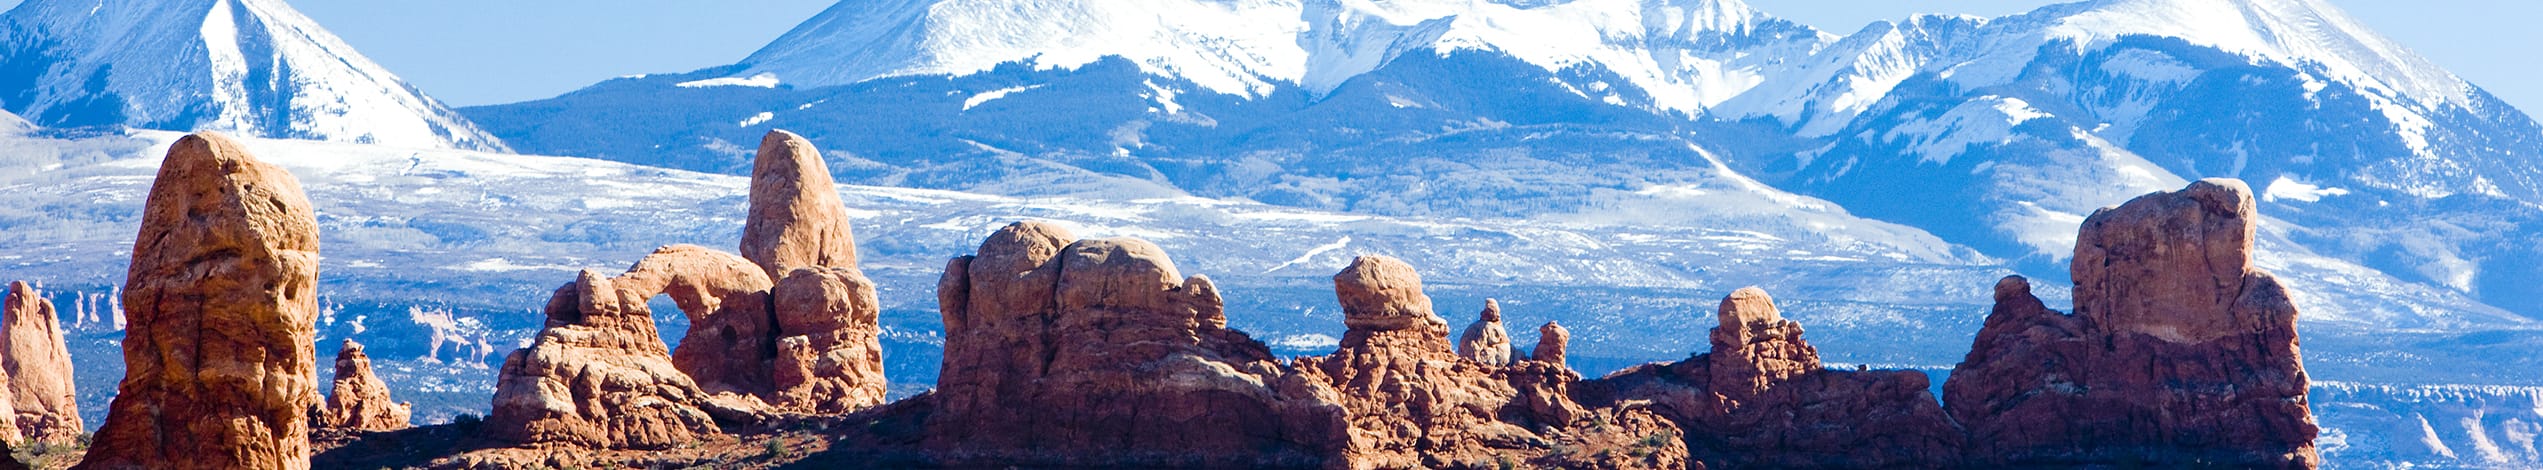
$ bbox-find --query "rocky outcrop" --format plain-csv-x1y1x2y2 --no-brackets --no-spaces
485,270,724,449
1291,255,1689,469
619,245,780,397
1455,299,1514,365
927,222,1325,467
769,266,887,413
317,339,411,432
1944,179,2318,468
2,281,76,444
740,129,858,280
1533,321,1570,366
1586,287,1962,469
81,132,322,469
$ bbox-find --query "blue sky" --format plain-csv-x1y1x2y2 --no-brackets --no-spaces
2,0,2534,115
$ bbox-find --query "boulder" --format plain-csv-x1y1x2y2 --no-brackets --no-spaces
2,281,76,444
1291,256,1689,469
1454,299,1514,366
80,132,322,469
739,130,857,280
926,222,1324,467
1944,179,2318,468
769,266,888,413
484,270,722,450
317,339,411,432
1585,287,1962,469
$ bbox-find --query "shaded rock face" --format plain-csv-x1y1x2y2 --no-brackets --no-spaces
618,245,780,397
927,222,1324,467
318,339,411,432
740,129,858,280
1291,255,1690,469
1945,179,2319,468
82,132,322,470
2,281,77,444
769,266,887,413
486,270,722,450
1585,287,1963,469
1455,299,1514,366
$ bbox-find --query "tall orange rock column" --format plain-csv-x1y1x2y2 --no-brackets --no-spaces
1,281,77,444
78,133,322,470
1945,179,2318,468
744,130,886,413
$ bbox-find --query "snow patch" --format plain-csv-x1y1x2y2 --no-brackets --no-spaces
737,111,776,127
962,85,1042,111
2263,175,2352,203
677,73,781,89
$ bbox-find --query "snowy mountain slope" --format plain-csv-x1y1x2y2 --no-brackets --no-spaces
735,0,1827,113
1,128,2533,469
1704,0,2543,320
0,0,507,151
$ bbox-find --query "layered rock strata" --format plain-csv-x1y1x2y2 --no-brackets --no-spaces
317,339,412,432
1944,179,2318,468
1587,287,1963,469
80,132,323,469
2,281,77,444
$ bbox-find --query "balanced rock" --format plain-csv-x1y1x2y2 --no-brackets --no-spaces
1586,287,1962,469
1533,321,1570,366
1454,299,1514,366
317,339,411,432
928,222,1323,467
486,270,722,449
81,132,322,469
3,281,77,444
769,266,887,413
1290,255,1689,469
1944,179,2318,468
740,130,858,280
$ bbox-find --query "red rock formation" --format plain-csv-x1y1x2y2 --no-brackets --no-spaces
1944,179,2318,468
616,245,780,397
1291,255,1689,469
740,129,886,414
1533,321,1570,366
1586,287,1962,469
317,339,411,432
1455,299,1514,365
927,222,1326,467
1,281,76,444
740,129,858,280
81,132,323,470
769,266,887,413
485,270,724,449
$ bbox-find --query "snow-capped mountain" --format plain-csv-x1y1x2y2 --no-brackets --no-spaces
0,0,507,151
1730,0,2543,318
736,0,1827,112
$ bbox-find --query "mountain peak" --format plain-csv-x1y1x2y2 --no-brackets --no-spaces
0,0,507,151
2045,0,2468,107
